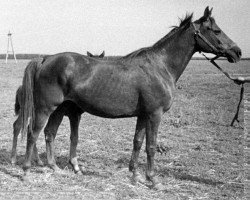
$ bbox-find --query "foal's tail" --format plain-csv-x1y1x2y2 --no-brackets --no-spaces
14,86,22,115
19,59,41,140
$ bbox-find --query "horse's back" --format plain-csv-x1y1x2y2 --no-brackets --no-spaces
35,52,173,117
35,52,142,117
71,59,144,117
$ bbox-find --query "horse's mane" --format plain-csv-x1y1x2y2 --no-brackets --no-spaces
153,13,193,47
172,13,193,30
122,13,193,60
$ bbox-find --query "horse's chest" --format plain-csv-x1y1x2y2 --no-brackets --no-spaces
160,89,173,112
142,81,174,112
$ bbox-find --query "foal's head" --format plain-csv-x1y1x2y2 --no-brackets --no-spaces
87,51,105,58
193,6,241,63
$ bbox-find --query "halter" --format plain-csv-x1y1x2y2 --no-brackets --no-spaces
192,23,221,54
192,23,244,127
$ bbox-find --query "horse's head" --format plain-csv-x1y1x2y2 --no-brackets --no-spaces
87,51,105,58
193,6,241,63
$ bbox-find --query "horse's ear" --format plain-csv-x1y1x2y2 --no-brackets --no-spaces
209,7,213,15
87,51,93,57
99,51,105,58
203,6,212,19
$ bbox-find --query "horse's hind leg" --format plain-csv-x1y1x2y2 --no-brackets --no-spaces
11,116,43,166
129,115,146,184
44,108,64,172
22,109,51,180
33,144,43,166
68,112,82,174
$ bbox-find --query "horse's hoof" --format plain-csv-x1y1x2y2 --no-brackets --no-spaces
75,170,83,175
54,168,64,175
152,183,166,191
11,161,16,166
79,165,85,173
50,165,63,174
22,176,30,182
22,173,31,182
132,173,146,184
36,160,44,167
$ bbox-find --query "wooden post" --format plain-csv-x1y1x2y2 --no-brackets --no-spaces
6,31,17,64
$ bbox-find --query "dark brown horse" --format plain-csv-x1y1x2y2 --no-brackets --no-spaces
18,7,241,188
11,51,104,172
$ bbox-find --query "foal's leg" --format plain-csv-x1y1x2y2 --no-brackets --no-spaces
22,110,50,181
11,116,43,166
129,115,146,183
44,108,64,172
145,109,163,189
68,112,82,174
11,117,21,165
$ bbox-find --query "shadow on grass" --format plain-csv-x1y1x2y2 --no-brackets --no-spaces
209,121,243,129
0,166,23,180
0,148,114,180
0,148,12,164
173,172,224,186
0,148,23,180
160,167,224,186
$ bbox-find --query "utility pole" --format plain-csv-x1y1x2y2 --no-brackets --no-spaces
6,31,17,64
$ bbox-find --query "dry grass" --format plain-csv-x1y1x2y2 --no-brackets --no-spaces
0,59,248,199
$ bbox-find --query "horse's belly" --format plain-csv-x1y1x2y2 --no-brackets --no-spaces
73,86,140,118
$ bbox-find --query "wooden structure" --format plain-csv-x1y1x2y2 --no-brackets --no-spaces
6,31,17,64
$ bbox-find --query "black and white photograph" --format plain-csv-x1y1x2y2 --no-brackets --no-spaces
0,0,249,199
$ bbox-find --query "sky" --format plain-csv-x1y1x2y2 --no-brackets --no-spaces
0,0,249,57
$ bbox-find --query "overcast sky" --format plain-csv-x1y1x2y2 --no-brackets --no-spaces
0,0,249,57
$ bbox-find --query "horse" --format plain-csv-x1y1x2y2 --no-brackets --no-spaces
11,51,105,172
12,50,167,171
17,7,241,189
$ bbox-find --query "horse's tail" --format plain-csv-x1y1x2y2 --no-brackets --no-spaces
20,59,41,140
14,86,22,115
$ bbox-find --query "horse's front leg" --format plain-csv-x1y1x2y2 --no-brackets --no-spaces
129,115,146,184
145,108,165,190
68,112,82,174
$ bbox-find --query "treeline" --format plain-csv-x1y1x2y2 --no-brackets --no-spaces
0,54,249,60
0,54,122,60
0,54,48,59
0,54,119,60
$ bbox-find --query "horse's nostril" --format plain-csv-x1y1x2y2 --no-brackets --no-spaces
238,50,242,57
230,46,242,58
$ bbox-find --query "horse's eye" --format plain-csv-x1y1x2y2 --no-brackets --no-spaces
214,30,221,35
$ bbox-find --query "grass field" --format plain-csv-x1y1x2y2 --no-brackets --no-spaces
0,59,249,199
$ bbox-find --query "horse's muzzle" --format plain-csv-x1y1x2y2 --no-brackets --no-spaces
225,45,242,63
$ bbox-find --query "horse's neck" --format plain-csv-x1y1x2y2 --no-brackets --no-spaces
154,26,196,83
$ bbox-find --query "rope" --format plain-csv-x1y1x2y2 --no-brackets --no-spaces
230,84,244,126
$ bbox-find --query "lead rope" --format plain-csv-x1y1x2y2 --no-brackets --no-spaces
200,52,244,127
230,84,244,126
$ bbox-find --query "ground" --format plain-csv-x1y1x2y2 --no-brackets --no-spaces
0,59,248,199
